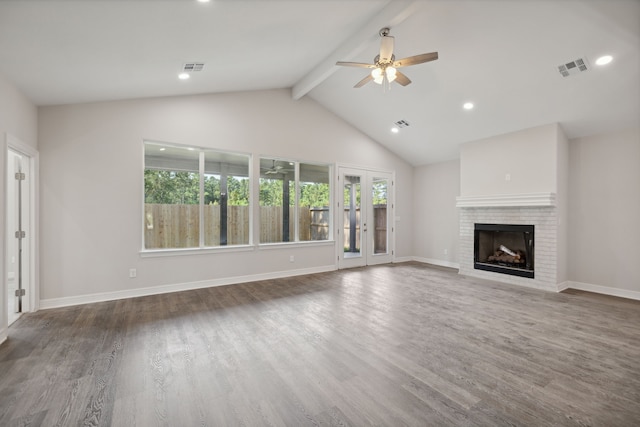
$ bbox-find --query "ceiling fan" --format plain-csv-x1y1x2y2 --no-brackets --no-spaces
336,27,438,88
262,160,293,175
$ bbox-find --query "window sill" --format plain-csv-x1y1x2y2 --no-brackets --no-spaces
139,240,335,258
140,244,255,258
258,240,335,250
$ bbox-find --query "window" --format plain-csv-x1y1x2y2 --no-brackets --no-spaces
259,158,331,244
144,142,250,250
299,163,330,241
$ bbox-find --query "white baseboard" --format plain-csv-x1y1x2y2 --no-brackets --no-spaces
40,265,337,310
393,256,414,263
565,281,640,301
36,265,640,311
412,257,460,270
0,328,7,346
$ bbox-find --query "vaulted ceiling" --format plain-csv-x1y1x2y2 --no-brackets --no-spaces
1,0,638,165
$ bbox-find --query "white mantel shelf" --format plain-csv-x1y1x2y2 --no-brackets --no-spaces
456,192,557,208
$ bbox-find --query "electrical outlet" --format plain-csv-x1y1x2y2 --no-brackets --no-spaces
505,173,511,181
289,255,295,263
443,249,448,255
129,268,137,278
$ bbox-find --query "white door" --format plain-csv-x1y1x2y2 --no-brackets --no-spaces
337,167,393,269
6,149,32,325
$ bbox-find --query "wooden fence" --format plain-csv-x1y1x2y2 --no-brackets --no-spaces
144,204,386,250
342,205,387,253
145,204,331,248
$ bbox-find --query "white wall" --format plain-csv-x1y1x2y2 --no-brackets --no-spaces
412,160,460,267
0,75,38,147
0,72,38,343
460,123,559,196
38,89,414,304
568,127,640,295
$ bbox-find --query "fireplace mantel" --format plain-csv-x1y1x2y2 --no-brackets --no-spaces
456,192,556,208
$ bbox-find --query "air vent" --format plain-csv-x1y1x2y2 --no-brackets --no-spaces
182,63,205,72
558,58,589,77
394,119,410,128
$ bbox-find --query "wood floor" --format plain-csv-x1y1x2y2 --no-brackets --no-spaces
1,262,639,426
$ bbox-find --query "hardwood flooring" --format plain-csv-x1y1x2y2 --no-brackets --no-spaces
1,262,639,426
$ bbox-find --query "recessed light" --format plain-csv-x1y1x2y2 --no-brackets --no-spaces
463,102,474,110
197,0,211,3
391,127,399,134
178,73,190,80
159,147,166,151
187,148,195,151
595,55,613,66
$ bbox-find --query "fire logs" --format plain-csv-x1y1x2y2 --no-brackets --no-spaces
488,245,525,264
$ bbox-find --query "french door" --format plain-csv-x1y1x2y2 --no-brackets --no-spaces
337,167,394,269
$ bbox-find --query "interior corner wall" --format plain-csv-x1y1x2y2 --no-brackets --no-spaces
37,89,414,303
568,127,640,295
0,72,38,342
412,159,460,267
555,125,569,284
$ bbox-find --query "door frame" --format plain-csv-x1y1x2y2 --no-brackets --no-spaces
4,134,39,326
336,164,395,269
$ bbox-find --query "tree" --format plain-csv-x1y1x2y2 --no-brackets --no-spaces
203,175,220,205
300,182,329,207
372,181,387,205
145,169,252,206
227,177,250,206
145,169,199,204
259,178,284,206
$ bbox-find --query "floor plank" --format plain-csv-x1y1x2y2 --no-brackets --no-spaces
1,262,639,426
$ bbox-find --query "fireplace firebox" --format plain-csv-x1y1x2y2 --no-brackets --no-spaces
474,223,534,278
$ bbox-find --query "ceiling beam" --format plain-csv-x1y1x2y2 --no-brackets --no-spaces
291,0,423,101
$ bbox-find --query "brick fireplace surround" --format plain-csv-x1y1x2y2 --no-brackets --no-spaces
457,193,563,292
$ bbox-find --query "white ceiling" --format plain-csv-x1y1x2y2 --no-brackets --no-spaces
1,0,638,166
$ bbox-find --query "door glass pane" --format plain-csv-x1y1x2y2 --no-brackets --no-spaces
204,151,250,247
299,163,330,241
372,177,388,254
144,143,200,249
343,175,361,257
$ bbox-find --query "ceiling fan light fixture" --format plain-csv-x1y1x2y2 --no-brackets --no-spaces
386,66,397,82
371,67,384,84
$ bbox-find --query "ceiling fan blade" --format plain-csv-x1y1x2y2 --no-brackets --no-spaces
379,35,395,63
394,70,412,86
393,52,438,68
336,61,375,69
354,74,373,88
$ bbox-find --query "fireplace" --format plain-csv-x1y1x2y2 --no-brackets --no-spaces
474,223,534,278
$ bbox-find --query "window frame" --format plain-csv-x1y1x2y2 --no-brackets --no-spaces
258,156,333,246
142,140,253,254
